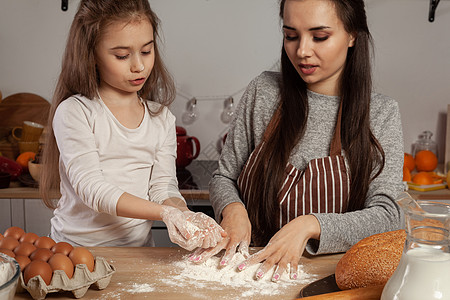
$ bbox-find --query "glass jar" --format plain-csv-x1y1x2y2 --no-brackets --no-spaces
411,130,438,158
381,193,450,300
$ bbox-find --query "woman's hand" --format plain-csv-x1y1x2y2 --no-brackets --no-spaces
188,202,252,265
160,206,225,251
237,215,320,282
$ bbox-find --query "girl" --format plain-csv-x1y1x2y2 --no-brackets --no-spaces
194,0,404,281
40,0,224,249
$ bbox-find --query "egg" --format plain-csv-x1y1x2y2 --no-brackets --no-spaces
3,226,25,240
23,260,53,285
48,253,74,279
0,248,15,258
51,242,74,256
15,255,31,271
14,241,37,257
30,248,54,262
0,236,20,250
34,236,56,249
69,247,95,272
20,232,39,244
0,233,3,240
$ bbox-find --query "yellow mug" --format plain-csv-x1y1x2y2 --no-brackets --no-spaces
12,121,44,142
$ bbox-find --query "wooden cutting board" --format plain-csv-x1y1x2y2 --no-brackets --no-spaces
0,93,50,159
0,92,50,128
296,285,384,299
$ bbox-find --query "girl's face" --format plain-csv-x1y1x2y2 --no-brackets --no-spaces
282,0,355,95
95,17,155,98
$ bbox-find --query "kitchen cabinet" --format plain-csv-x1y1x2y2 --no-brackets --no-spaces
0,198,53,236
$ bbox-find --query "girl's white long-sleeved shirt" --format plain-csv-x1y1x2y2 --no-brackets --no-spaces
50,94,183,247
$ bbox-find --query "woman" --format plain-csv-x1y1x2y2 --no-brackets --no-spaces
193,0,403,281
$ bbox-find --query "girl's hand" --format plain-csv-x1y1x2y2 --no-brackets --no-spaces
160,206,225,251
160,206,195,249
237,215,320,282
188,202,251,265
183,211,227,249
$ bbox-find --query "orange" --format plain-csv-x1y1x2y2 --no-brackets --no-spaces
403,153,415,171
414,150,438,172
412,171,434,185
402,166,411,182
16,152,36,171
429,172,444,184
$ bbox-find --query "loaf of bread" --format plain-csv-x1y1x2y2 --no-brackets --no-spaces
335,229,406,290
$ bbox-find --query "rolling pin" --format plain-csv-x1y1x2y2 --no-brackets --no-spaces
297,285,384,300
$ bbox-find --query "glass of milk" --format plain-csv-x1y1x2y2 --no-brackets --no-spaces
381,193,450,300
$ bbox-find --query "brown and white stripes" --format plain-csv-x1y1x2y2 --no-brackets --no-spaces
277,155,349,227
237,103,350,230
237,141,350,229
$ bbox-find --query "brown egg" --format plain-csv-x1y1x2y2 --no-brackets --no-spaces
0,233,3,240
34,236,56,249
48,253,74,279
23,260,53,285
14,242,37,257
15,255,31,271
20,232,39,244
0,236,20,250
51,242,74,256
3,226,25,240
30,248,54,262
0,248,16,258
69,247,95,272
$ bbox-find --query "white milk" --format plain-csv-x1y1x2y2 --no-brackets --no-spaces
381,247,450,300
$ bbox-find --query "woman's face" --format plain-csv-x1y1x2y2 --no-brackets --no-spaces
95,17,155,98
282,0,355,95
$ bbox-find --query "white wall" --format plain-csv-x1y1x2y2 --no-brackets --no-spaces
1,0,449,162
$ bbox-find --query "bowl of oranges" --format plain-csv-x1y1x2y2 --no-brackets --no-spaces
403,150,445,191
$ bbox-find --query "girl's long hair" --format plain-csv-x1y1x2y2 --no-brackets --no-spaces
40,0,175,208
246,0,385,246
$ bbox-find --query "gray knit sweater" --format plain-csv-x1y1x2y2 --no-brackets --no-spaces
209,71,404,255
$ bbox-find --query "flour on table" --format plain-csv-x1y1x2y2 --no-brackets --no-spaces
125,283,155,293
166,252,317,297
97,283,156,299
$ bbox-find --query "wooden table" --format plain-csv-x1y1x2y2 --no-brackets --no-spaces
13,247,343,300
408,188,450,200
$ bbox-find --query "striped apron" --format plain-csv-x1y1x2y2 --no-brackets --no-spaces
237,104,350,229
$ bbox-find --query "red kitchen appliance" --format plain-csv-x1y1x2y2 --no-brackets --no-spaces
176,126,200,169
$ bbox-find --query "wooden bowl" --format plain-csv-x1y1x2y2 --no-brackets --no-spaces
28,161,41,182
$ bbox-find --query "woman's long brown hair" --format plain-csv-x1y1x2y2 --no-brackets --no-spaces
40,0,175,208
246,0,385,246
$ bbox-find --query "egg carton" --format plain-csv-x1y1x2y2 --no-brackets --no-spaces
16,256,115,300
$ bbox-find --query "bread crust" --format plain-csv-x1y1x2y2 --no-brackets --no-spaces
335,229,406,290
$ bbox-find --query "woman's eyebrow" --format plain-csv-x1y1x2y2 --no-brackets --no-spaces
282,25,331,31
